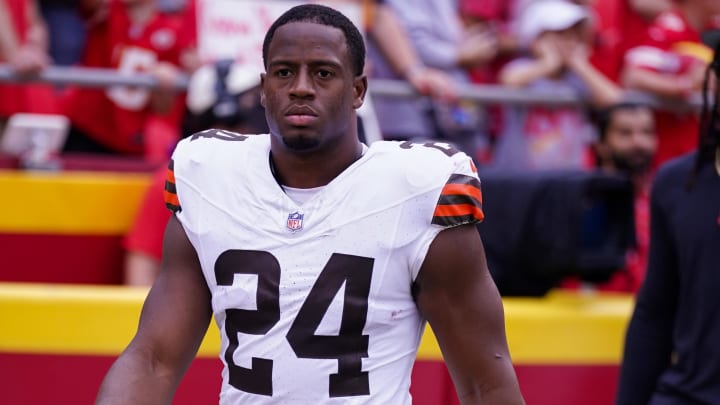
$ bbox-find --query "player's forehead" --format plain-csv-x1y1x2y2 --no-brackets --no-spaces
266,21,350,65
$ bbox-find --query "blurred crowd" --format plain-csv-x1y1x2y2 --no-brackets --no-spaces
1,0,719,290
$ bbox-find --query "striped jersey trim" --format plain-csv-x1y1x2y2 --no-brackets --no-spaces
164,159,181,212
432,173,484,227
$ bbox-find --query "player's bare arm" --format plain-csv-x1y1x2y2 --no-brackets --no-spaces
414,224,525,405
96,215,213,404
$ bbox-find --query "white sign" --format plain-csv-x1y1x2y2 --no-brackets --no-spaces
197,0,363,75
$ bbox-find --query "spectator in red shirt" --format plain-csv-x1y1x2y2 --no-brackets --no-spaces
591,0,672,83
61,0,197,163
0,0,58,128
621,0,720,166
0,0,49,77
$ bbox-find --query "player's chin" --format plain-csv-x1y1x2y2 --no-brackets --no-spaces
281,133,321,152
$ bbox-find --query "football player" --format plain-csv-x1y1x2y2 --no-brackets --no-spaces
96,4,524,404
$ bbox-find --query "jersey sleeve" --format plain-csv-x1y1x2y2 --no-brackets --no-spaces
431,154,484,227
161,129,257,222
164,158,181,213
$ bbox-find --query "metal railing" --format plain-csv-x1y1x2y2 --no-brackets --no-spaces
0,63,704,111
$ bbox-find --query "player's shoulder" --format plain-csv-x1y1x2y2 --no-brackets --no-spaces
368,140,477,175
185,128,261,142
366,140,484,227
172,130,268,171
366,140,479,190
175,129,266,153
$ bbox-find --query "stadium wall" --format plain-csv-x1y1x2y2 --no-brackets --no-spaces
0,283,631,404
0,170,634,404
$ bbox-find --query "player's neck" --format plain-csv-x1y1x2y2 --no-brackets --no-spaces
269,138,365,189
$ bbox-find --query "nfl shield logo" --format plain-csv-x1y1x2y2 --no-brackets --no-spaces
286,211,304,232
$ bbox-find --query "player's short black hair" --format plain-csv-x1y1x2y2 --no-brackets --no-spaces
262,4,366,77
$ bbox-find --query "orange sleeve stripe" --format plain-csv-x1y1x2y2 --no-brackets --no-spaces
433,203,484,220
440,183,482,203
164,189,179,207
166,168,175,184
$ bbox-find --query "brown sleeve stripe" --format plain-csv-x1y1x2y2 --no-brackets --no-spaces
445,172,481,189
164,159,181,212
432,173,484,226
164,179,177,195
164,189,180,212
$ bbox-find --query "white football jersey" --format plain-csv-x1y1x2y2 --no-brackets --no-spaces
165,131,484,404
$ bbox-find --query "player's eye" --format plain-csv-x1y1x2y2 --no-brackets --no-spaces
317,69,333,79
275,69,292,78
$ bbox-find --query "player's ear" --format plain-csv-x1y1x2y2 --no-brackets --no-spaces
352,75,367,109
260,73,267,108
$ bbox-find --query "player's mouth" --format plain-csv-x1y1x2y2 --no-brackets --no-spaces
285,105,318,126
286,114,317,126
